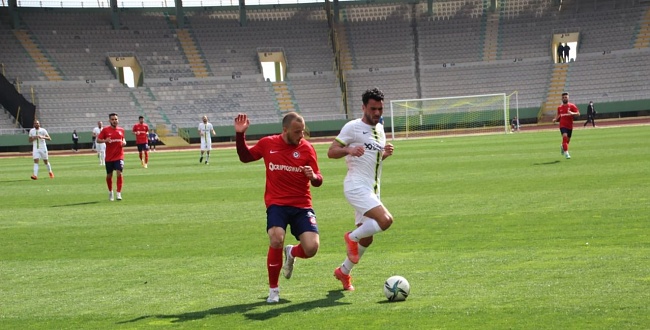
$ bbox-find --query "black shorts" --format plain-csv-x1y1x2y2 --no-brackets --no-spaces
560,127,573,138
105,160,124,174
137,143,149,152
266,205,319,240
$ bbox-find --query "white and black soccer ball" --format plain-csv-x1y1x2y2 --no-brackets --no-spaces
383,275,410,302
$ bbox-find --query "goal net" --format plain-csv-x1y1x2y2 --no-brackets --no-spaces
388,93,516,140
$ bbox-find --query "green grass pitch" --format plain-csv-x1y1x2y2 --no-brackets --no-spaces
1,126,648,329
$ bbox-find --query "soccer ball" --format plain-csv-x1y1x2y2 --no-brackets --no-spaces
383,275,410,302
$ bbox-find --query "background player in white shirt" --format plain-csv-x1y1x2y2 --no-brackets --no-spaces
327,88,395,291
198,115,216,165
93,121,105,165
28,120,54,180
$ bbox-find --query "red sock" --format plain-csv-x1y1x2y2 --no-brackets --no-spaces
139,152,143,161
291,244,310,259
562,136,569,152
267,246,282,288
145,152,149,164
106,177,112,191
117,175,123,193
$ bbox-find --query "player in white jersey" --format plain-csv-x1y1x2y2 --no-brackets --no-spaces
93,121,105,165
198,115,216,165
28,120,54,180
328,88,395,291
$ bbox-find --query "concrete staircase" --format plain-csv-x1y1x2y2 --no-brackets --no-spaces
634,7,650,48
335,23,354,71
14,30,63,81
273,81,296,114
482,13,500,62
538,63,568,124
176,29,210,78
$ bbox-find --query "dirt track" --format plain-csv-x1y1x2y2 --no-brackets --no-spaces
2,117,647,159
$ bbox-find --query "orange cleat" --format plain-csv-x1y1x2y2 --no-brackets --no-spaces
334,267,355,291
344,232,360,264
31,175,38,180
49,172,54,179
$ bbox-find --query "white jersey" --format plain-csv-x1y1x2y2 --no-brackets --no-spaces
29,127,49,152
93,127,105,146
334,118,386,194
198,122,213,143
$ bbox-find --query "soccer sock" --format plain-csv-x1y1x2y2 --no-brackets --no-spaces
341,245,367,275
106,177,112,191
291,244,310,259
117,176,123,193
145,152,149,164
139,152,143,161
46,163,52,173
33,163,38,176
350,219,383,241
206,153,210,162
562,136,569,152
267,246,283,288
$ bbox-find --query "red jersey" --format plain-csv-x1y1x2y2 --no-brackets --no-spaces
98,126,125,162
132,123,149,144
557,102,579,129
236,133,322,209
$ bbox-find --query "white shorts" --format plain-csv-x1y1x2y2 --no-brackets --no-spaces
96,143,106,152
33,149,48,160
200,140,212,151
344,185,383,225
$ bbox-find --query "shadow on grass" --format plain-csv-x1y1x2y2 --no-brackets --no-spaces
51,201,100,207
117,290,350,324
532,160,561,165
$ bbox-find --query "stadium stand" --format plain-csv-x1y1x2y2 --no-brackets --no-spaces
1,0,648,140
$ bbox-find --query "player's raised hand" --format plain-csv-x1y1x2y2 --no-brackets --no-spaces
234,113,250,133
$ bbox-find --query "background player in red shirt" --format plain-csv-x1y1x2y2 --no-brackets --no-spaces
234,112,323,303
132,115,149,168
553,92,580,159
97,113,126,201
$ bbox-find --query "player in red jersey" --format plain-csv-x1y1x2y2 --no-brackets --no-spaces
234,112,323,303
97,113,127,201
553,92,580,159
132,115,149,168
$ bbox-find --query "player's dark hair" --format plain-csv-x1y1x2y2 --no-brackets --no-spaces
138,115,144,119
109,113,118,118
561,92,569,96
282,112,304,128
362,88,384,105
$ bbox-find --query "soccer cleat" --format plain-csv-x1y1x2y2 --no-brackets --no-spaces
31,175,38,180
116,192,122,201
334,267,355,291
143,164,148,169
565,152,571,159
344,232,360,264
199,156,203,163
109,191,114,201
141,160,145,168
282,245,295,279
49,172,54,179
267,288,280,303
205,161,209,165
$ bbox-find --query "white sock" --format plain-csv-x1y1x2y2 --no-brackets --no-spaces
350,219,382,241
33,163,38,176
46,163,52,172
341,245,367,275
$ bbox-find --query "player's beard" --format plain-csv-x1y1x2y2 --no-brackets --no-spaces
562,100,568,104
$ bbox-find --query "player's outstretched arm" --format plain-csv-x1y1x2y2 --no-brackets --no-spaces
234,113,256,163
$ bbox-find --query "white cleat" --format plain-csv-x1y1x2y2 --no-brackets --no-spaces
267,288,280,303
565,152,571,159
116,192,122,201
109,191,114,201
282,245,295,279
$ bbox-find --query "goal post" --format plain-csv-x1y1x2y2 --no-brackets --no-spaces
388,93,517,140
